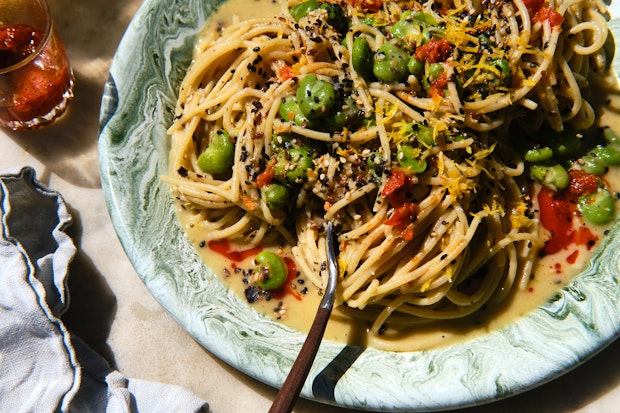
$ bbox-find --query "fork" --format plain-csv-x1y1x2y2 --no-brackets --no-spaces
268,221,338,413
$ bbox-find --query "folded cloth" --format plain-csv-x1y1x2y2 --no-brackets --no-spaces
0,167,209,413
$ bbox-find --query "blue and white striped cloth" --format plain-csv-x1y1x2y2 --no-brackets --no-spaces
0,167,208,413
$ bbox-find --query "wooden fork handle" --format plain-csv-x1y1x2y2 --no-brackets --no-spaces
268,306,331,413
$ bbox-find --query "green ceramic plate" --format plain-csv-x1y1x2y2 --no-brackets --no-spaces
99,1,620,410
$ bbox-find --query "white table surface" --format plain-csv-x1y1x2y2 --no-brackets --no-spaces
2,0,620,412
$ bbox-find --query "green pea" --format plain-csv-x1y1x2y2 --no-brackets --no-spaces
260,183,290,210
580,153,607,176
407,57,424,76
352,36,374,80
289,0,320,21
524,147,553,163
296,74,336,118
255,251,288,290
373,42,410,83
274,146,314,184
578,189,616,225
397,144,427,173
198,130,234,175
593,143,620,165
279,96,317,128
530,164,569,191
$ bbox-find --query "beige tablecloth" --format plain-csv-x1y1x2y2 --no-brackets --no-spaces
1,0,619,412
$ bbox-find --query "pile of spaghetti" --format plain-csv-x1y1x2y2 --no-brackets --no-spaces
166,0,613,344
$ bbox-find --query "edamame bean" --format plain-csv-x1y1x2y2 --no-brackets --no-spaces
373,42,410,83
289,0,346,34
397,144,427,173
530,164,569,191
391,11,437,42
352,36,374,80
524,146,553,163
578,189,616,225
296,74,336,118
323,97,362,131
271,133,295,148
274,146,314,184
604,128,620,144
407,57,424,76
198,130,234,175
413,12,438,26
580,153,607,176
260,183,290,210
410,122,434,146
428,62,444,77
593,143,620,165
421,27,434,44
255,251,288,290
289,0,320,21
279,96,316,128
423,63,444,91
360,17,376,26
390,20,423,43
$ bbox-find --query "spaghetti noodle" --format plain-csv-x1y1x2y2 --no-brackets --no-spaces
165,0,614,349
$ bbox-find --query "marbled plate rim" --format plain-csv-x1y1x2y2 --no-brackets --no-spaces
98,1,620,411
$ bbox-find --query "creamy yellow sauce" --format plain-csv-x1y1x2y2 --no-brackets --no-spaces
176,0,620,351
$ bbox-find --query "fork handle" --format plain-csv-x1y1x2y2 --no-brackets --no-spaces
268,306,331,413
